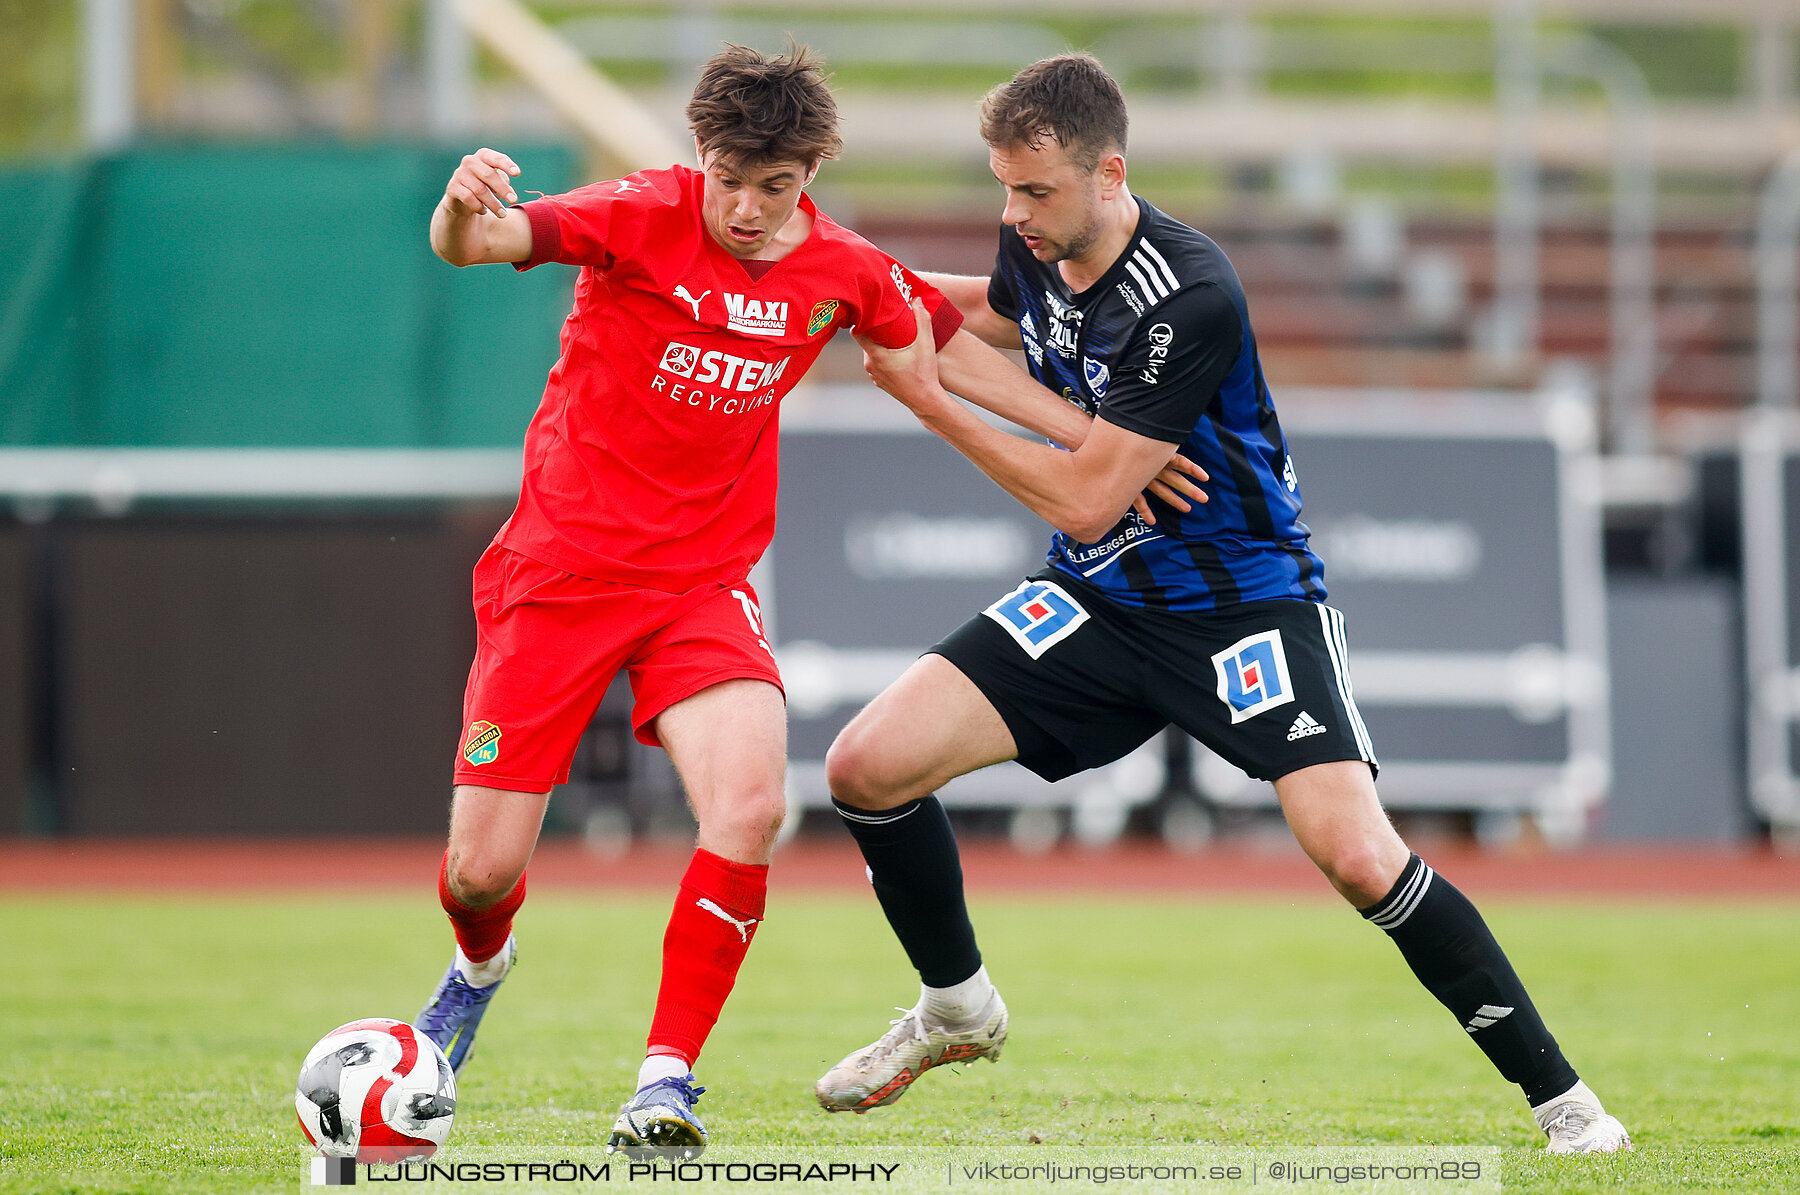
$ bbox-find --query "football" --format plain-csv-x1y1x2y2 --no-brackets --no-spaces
295,1018,456,1164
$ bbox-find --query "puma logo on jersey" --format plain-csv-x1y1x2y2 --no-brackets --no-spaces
615,180,641,195
724,293,788,336
674,285,710,320
696,897,759,942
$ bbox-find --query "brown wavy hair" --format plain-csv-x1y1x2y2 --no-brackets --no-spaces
979,53,1129,172
686,43,843,173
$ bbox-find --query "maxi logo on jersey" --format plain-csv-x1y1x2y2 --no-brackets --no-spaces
1211,630,1296,723
723,294,788,337
983,579,1090,660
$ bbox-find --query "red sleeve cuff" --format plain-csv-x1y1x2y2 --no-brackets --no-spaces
929,296,964,351
511,200,563,271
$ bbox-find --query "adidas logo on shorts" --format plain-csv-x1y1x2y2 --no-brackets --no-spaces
1286,711,1327,741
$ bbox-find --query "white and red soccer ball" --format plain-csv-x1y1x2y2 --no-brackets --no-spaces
295,1018,456,1164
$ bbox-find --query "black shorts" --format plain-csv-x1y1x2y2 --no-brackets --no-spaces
930,570,1379,784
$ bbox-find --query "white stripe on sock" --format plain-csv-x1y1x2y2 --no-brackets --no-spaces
1368,861,1424,926
834,802,921,826
1372,863,1435,929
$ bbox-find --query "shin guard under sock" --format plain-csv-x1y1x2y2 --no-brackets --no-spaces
646,848,768,1066
1363,854,1580,1105
832,795,981,988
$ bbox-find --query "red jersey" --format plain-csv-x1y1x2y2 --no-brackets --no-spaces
500,164,961,591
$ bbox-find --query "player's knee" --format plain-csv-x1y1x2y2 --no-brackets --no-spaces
444,852,524,910
824,728,890,809
702,783,787,852
1315,840,1403,906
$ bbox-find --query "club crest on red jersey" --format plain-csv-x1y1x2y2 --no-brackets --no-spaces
807,300,840,337
462,721,501,766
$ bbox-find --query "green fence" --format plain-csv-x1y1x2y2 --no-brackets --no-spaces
0,143,577,447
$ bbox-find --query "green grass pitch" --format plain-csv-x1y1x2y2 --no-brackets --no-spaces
5,886,1797,1193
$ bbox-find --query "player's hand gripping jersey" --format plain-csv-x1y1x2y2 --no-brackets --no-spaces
989,198,1325,612
502,165,959,591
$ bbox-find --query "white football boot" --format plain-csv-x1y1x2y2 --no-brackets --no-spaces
816,989,1008,1113
1532,1081,1633,1154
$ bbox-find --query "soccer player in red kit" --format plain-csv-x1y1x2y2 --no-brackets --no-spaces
416,44,1206,1155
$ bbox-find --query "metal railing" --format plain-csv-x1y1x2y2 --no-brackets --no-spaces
1742,146,1800,834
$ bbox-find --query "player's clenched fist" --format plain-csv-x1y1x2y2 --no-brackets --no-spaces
857,299,944,414
444,148,521,219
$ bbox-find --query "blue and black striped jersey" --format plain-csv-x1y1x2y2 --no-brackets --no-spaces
987,198,1326,612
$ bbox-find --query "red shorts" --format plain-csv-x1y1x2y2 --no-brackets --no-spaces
453,544,784,792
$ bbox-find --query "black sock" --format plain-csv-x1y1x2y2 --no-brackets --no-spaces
832,795,981,988
1362,854,1579,1106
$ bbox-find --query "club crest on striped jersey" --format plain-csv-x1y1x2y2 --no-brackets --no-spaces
1082,356,1110,399
462,721,501,766
806,300,840,336
983,579,1089,659
1212,630,1295,723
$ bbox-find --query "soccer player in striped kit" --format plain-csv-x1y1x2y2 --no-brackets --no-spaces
818,53,1629,1155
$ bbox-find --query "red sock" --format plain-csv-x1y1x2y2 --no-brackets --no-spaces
438,852,526,964
646,848,769,1065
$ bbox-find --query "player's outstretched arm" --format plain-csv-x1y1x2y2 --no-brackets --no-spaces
935,330,1207,519
860,303,1196,542
431,149,533,267
917,272,1023,350
936,330,1087,445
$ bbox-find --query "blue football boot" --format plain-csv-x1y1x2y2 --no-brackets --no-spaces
607,1075,708,1158
417,937,514,1073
